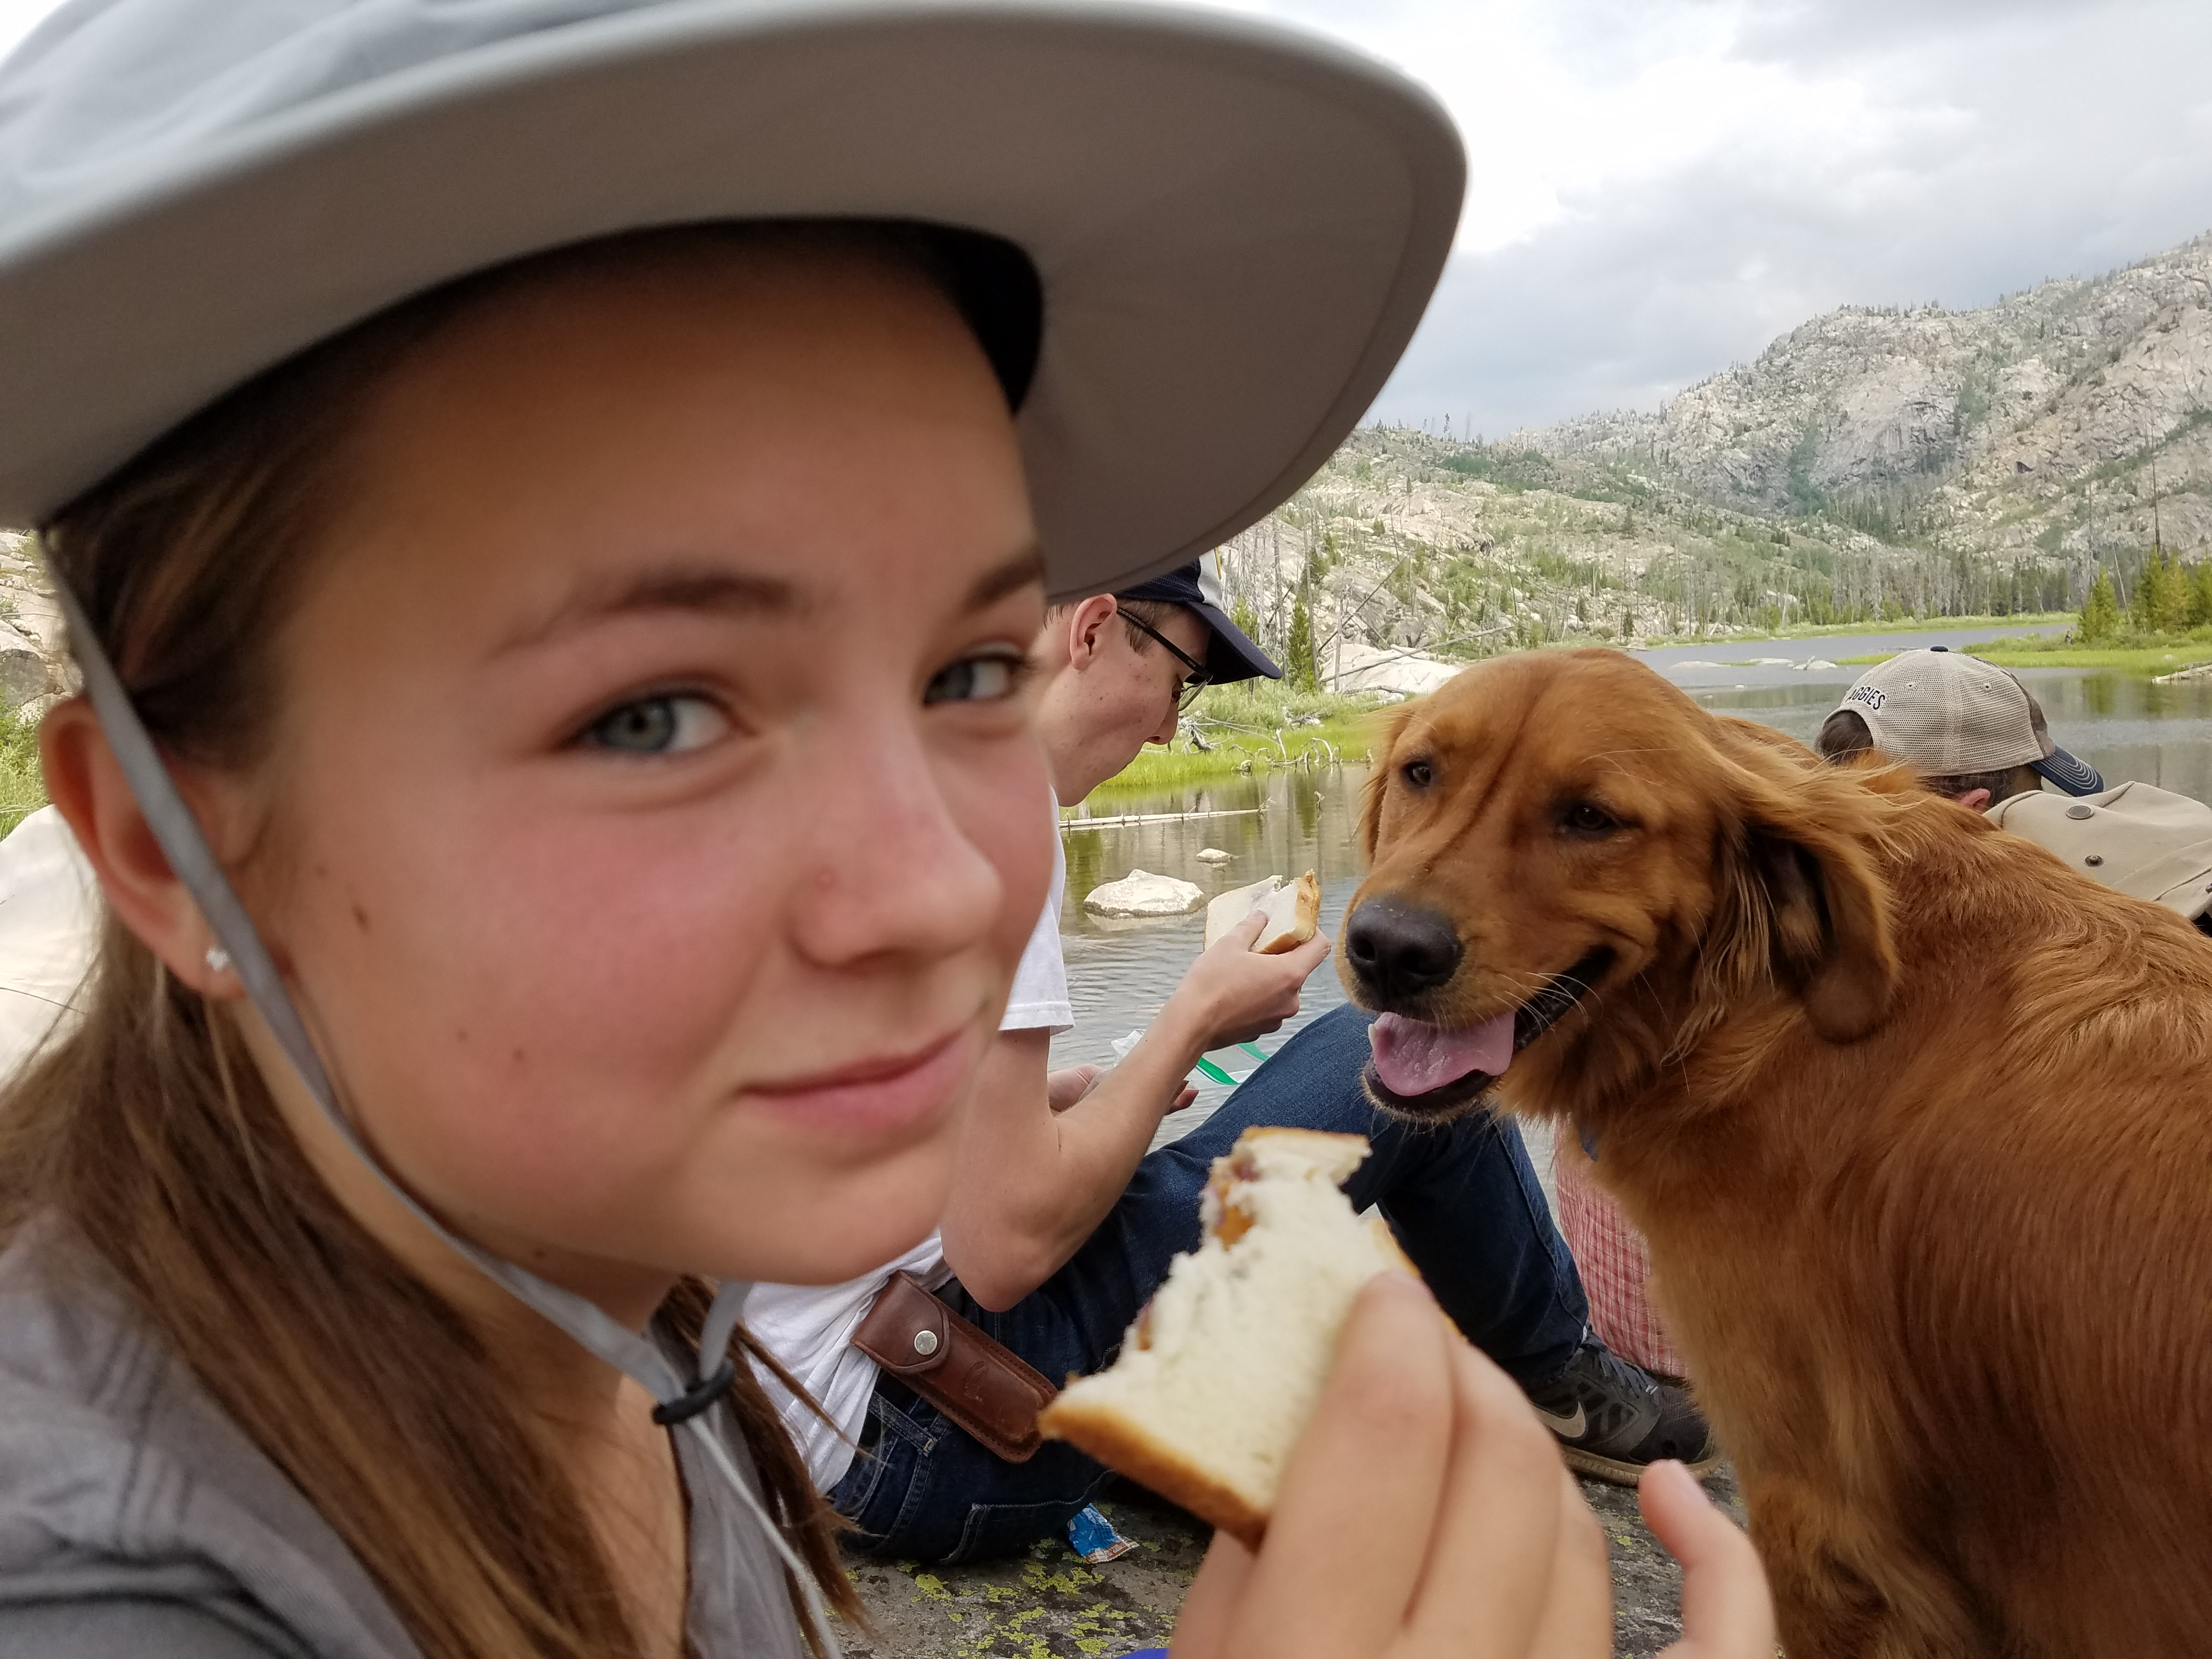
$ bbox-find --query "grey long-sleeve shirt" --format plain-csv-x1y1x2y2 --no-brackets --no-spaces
0,1223,811,1657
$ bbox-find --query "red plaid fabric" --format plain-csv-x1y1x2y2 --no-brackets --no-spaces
1553,1143,1685,1380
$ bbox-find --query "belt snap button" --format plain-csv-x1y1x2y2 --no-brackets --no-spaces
2066,803,2095,820
912,1329,939,1357
2085,854,2104,866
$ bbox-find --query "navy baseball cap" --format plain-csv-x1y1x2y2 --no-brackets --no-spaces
1115,555,1282,684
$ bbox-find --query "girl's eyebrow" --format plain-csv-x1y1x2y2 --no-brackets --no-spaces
498,564,802,655
965,545,1046,612
501,542,1043,658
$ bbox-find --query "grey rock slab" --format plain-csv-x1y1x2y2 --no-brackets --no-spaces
0,619,52,710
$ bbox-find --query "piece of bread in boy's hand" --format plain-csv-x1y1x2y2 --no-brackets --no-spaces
1202,871,1321,954
1036,1126,1414,1548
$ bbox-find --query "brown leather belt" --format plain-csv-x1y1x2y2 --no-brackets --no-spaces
851,1271,1058,1463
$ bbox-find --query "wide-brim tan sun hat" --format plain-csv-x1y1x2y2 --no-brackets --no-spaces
0,0,1463,597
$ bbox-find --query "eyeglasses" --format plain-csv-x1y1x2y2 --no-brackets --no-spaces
1119,609,1214,713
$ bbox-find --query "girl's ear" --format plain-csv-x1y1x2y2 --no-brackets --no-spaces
1706,763,1899,1044
40,696,240,998
1357,702,1418,863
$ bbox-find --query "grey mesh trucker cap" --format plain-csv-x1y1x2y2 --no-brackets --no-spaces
1833,648,2103,795
0,0,1464,599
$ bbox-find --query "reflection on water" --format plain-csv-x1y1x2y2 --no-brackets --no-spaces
1059,768,1367,1077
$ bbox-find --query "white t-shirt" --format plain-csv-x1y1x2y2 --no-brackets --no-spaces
746,814,1071,1492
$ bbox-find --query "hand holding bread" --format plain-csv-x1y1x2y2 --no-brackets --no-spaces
1041,1126,1778,1659
1041,1130,1405,1541
1204,871,1322,953
1164,1274,1614,1659
1167,908,1329,1057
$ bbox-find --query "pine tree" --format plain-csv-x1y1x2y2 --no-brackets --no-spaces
2189,560,2212,630
2128,557,2154,633
2154,549,2191,634
2123,555,2176,641
1229,596,1262,652
2079,568,2121,644
1286,586,1318,693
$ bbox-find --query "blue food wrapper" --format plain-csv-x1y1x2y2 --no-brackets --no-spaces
1067,1503,1137,1564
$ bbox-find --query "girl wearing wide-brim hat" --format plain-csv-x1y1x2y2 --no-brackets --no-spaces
0,2,1770,1655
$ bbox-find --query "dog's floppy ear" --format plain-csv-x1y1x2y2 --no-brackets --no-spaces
1707,763,1899,1043
1357,702,1419,862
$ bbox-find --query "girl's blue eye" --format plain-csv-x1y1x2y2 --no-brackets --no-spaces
582,694,728,754
924,653,1024,707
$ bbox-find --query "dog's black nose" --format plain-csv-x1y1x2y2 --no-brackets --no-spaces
1345,898,1463,1003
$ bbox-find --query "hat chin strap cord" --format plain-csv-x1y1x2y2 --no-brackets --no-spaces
53,575,838,1656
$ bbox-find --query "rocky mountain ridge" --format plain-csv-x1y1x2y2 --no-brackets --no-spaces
1206,425,2034,683
1200,228,2212,681
1509,230,2212,583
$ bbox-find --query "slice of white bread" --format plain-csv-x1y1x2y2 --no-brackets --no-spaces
1037,1127,1412,1547
1201,870,1321,953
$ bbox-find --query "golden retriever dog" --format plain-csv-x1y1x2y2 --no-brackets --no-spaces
1340,648,2212,1659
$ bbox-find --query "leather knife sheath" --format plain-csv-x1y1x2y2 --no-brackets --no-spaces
851,1272,1058,1463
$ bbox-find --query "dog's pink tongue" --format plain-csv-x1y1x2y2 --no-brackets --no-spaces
1368,1012,1515,1097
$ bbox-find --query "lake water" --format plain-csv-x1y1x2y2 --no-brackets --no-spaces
1060,628,2212,1152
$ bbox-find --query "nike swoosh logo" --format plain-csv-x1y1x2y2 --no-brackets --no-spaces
1535,1402,1586,1438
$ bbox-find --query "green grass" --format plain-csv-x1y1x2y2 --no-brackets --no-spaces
1971,645,2212,672
1091,714,1380,795
1836,627,2212,674
0,707,44,836
1077,682,1390,799
1640,611,2074,648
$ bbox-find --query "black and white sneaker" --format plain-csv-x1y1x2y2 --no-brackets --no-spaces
1524,1341,1719,1485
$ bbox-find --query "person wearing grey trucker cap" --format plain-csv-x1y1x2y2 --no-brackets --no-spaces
1820,646,2212,932
0,2,1778,1658
1816,647,2103,812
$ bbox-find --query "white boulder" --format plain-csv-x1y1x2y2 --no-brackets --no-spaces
1326,641,1462,698
1084,869,1205,918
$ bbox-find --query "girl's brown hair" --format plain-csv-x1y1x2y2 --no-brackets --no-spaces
0,221,1035,1658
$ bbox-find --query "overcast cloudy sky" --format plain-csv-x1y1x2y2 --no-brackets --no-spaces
4,0,2208,438
1207,0,2212,437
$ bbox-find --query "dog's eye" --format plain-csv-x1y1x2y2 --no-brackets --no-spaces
1564,802,1618,836
1402,759,1433,789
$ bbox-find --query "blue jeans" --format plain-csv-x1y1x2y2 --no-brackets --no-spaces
830,1002,1590,1563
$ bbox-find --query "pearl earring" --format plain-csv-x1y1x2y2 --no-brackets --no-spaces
205,946,231,974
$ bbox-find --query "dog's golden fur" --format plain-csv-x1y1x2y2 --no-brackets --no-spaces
1344,648,2212,1658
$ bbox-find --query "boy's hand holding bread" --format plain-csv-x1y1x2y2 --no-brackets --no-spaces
1166,903,1329,1058
1204,871,1322,953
